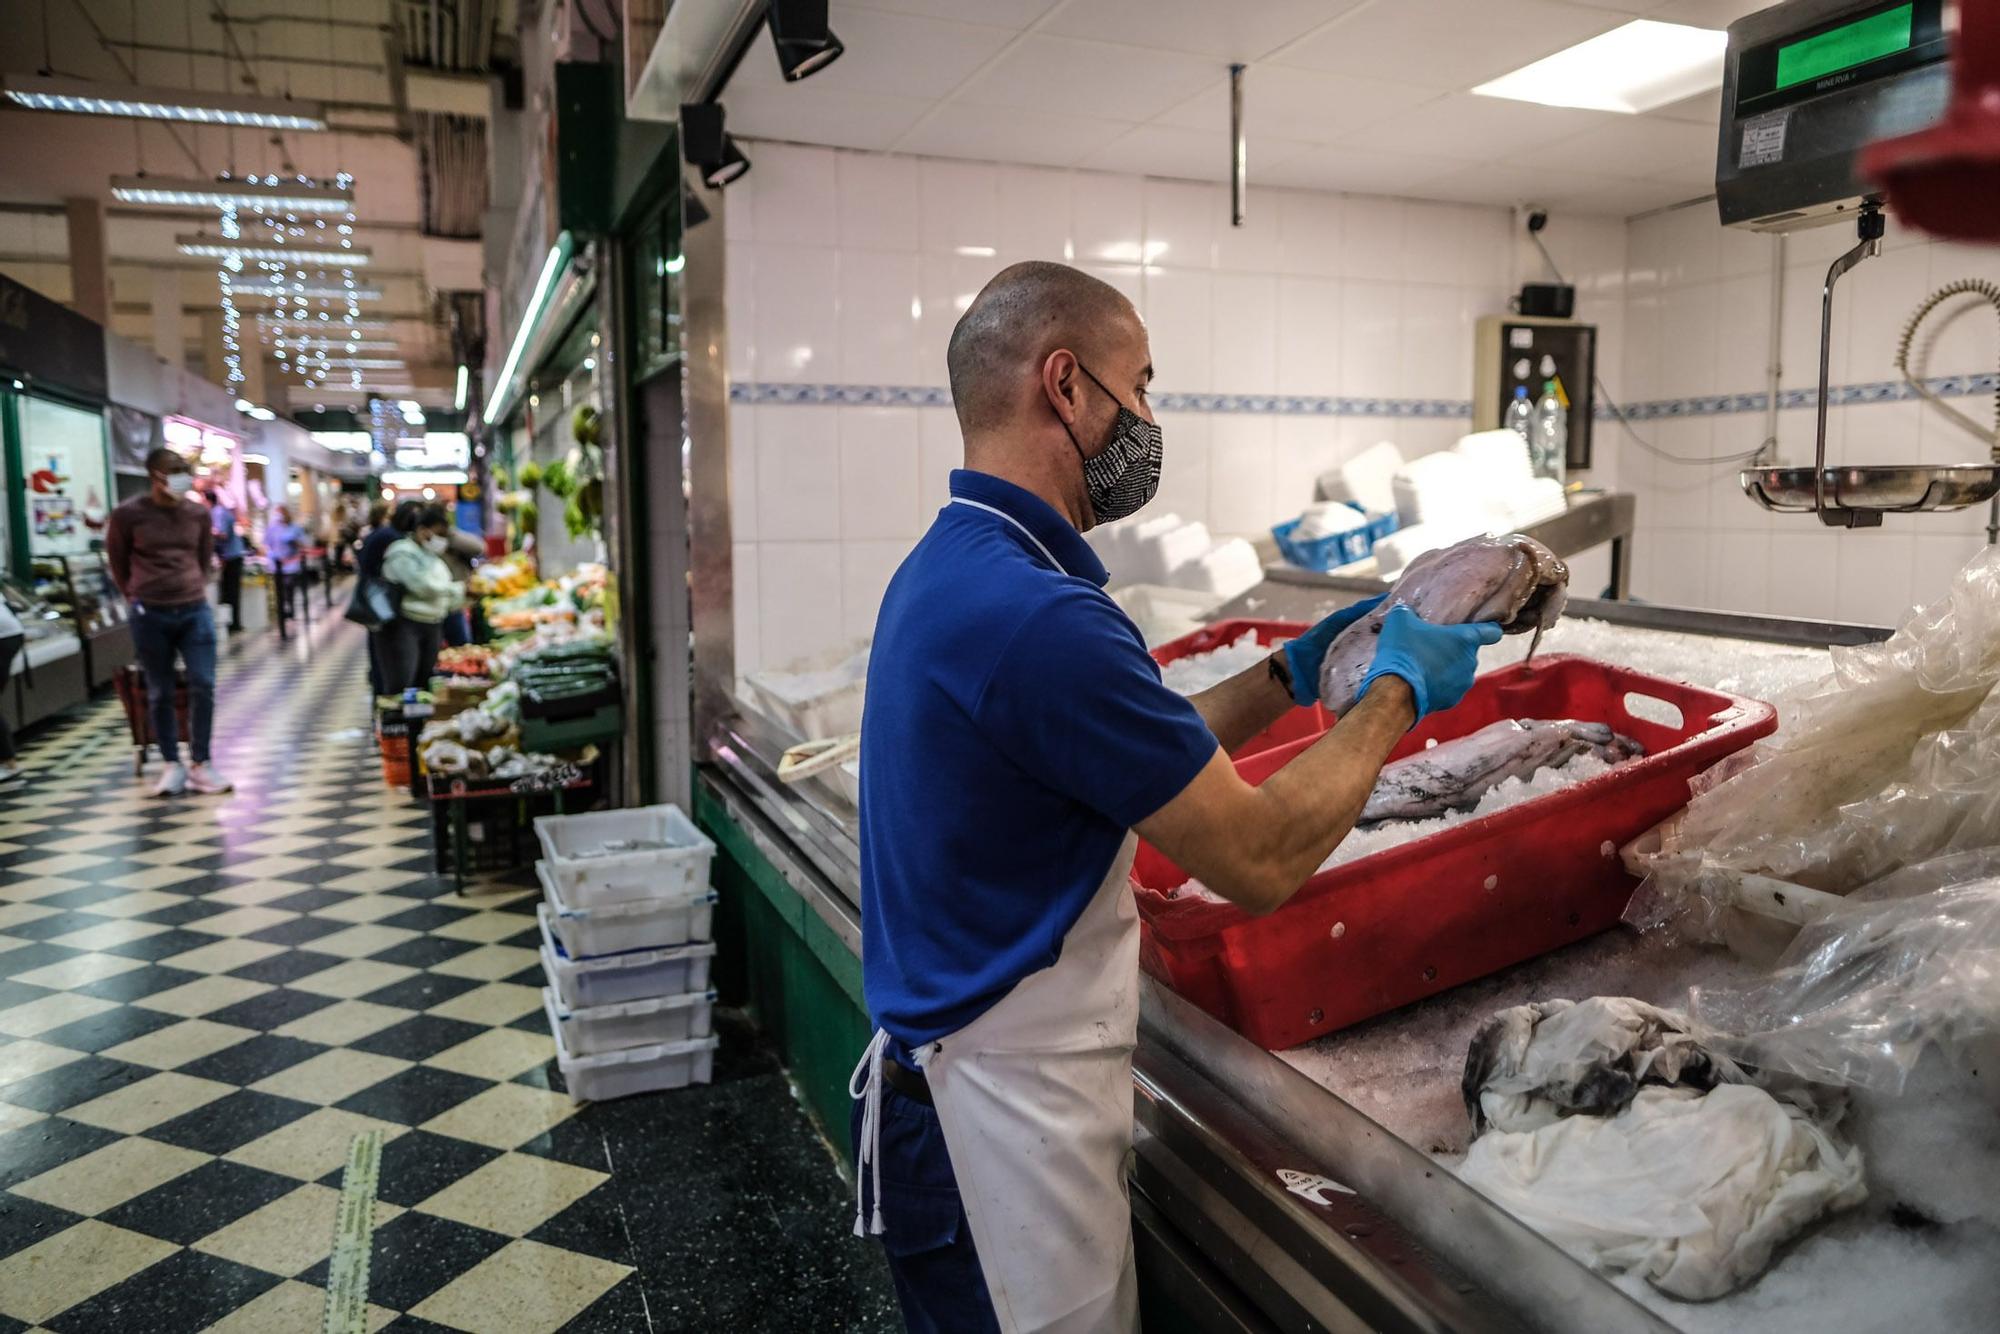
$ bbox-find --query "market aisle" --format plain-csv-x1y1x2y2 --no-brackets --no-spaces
0,616,897,1332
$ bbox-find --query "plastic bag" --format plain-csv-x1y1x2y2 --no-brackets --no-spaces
1623,547,2000,946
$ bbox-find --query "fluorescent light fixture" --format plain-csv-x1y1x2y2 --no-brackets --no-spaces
483,234,570,425
234,398,255,413
2,74,326,130
454,363,468,411
110,174,353,212
398,399,426,425
1471,20,1728,114
177,233,372,264
242,452,272,465
382,469,469,486
662,253,685,275
246,405,277,421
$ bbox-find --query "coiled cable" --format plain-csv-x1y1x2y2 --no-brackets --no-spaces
1894,277,2000,462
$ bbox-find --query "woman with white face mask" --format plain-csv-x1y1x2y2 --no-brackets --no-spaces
378,503,466,694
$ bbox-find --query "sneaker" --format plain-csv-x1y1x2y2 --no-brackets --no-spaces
154,762,188,798
186,762,233,795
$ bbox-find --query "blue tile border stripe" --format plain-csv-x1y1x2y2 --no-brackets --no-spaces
730,373,1998,421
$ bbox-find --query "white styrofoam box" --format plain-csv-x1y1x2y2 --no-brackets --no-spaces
1292,502,1369,542
552,1016,718,1103
1150,520,1213,584
1454,429,1535,489
544,986,714,1058
746,640,869,740
1373,517,1484,581
1391,450,1483,529
1500,477,1569,530
1110,583,1228,648
539,905,716,1009
540,862,715,959
535,804,717,909
1338,441,1404,517
835,756,861,807
1178,538,1263,600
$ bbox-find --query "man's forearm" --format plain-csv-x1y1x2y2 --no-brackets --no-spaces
1188,652,1297,753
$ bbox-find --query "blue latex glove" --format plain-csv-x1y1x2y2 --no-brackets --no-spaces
1357,605,1503,720
1280,594,1385,707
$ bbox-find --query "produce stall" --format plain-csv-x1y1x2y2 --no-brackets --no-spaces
694,543,2000,1332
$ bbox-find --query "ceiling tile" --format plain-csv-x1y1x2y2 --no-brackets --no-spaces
1641,0,1771,30
953,34,1226,123
1515,115,1718,180
737,7,1019,102
1038,0,1364,63
1349,94,1618,162
1078,123,1315,184
839,0,1057,28
1156,65,1442,146
1256,144,1475,198
1544,174,1696,217
1271,0,1627,89
728,89,936,154
896,103,1136,170
1650,86,1727,126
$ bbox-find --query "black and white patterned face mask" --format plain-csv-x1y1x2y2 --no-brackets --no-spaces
1061,361,1162,526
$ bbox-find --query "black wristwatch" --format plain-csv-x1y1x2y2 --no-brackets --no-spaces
1267,650,1293,699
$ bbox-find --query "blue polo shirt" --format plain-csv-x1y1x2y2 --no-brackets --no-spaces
859,470,1220,1048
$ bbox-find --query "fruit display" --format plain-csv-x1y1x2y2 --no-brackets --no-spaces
435,644,496,677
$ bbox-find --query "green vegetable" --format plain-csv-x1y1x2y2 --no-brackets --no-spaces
572,404,601,447
541,457,575,500
517,461,543,490
491,464,511,490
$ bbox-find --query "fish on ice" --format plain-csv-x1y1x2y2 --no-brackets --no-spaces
1360,718,1642,823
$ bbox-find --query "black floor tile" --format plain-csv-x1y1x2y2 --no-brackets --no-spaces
367,935,479,969
103,927,226,961
297,1210,508,1311
354,971,482,1012
501,964,547,989
33,1003,183,1054
0,942,83,980
0,1115,123,1188
378,1316,462,1334
560,1275,654,1331
524,1190,634,1266
67,963,205,1003
101,1158,300,1246
144,1088,318,1155
45,1246,281,1333
227,948,342,985
348,1014,485,1062
0,1194,83,1262
133,897,233,927
379,876,456,901
178,1032,328,1086
335,1065,491,1126
0,911,109,942
245,914,350,946
0,979,52,1010
335,1128,502,1208
28,883,134,912
511,1057,564,1095
202,987,340,1031
507,1006,551,1037
375,903,476,933
494,924,543,950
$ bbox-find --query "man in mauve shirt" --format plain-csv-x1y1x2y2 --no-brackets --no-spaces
105,447,232,797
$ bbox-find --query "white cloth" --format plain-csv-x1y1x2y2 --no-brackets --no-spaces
1458,1083,1867,1301
916,834,1144,1334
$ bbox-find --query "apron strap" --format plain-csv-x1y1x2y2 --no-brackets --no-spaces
847,1028,889,1237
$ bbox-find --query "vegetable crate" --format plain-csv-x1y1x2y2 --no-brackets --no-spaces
1151,619,1326,759
1130,654,1779,1050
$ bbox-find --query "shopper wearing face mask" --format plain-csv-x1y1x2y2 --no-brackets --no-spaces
849,262,1499,1334
378,503,465,694
106,447,232,797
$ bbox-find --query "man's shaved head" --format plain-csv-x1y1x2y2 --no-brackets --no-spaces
947,261,1139,435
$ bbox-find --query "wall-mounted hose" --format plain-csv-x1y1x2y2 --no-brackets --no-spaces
1895,277,2000,462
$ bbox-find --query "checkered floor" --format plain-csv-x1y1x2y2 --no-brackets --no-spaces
0,616,897,1332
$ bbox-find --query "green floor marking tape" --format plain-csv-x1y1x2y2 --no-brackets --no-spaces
323,1129,384,1334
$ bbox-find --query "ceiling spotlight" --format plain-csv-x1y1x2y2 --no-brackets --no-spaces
110,174,353,213
768,0,844,81
177,234,371,264
679,103,751,188
2,74,326,130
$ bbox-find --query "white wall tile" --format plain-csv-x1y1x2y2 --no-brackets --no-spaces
1845,243,1936,386
838,406,923,542
754,405,841,541
1207,415,1276,535
915,252,998,386
842,539,915,643
1217,186,1283,274
1704,531,1771,616
759,540,847,668
917,407,960,517
836,152,920,253
1835,532,1915,625
1657,281,1720,398
1143,178,1219,273
728,403,758,543
725,243,757,384
1459,205,1515,290
1339,281,1401,400
995,165,1074,262
749,142,839,247
919,158,999,255
1141,269,1213,394
1073,171,1147,266
1914,532,1986,607
1275,277,1340,397
1769,531,1841,622
1340,196,1404,283
838,252,922,384
1275,190,1341,279
1709,273,1773,396
1398,201,1461,287
1646,528,1710,607
1397,284,1466,399
1271,417,1347,518
1211,274,1278,395
733,542,762,677
753,245,839,383
1152,412,1210,526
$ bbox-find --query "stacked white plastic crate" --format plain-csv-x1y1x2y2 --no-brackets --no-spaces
534,804,721,1102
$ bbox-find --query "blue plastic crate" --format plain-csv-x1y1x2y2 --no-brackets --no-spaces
1271,507,1398,571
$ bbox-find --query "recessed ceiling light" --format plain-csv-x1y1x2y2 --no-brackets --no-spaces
110,174,353,212
1471,20,1728,114
3,74,326,129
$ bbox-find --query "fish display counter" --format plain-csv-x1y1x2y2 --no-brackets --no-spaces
699,564,1999,1333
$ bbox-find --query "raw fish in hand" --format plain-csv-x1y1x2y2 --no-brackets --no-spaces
1319,534,1569,714
1360,718,1641,823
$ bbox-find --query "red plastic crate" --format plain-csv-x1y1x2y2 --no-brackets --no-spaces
1131,654,1779,1050
1151,618,1329,757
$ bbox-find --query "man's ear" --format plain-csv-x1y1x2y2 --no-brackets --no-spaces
1041,348,1080,426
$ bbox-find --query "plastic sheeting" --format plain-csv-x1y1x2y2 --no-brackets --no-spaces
1624,547,2000,950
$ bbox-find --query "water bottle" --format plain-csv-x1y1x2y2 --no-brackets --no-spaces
1503,386,1534,445
1531,379,1567,483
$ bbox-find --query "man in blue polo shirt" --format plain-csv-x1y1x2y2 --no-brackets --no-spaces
851,261,1498,1334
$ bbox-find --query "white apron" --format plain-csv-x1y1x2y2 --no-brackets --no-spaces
853,835,1143,1334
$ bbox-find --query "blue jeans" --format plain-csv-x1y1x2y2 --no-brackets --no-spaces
850,1081,1000,1334
130,601,216,764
